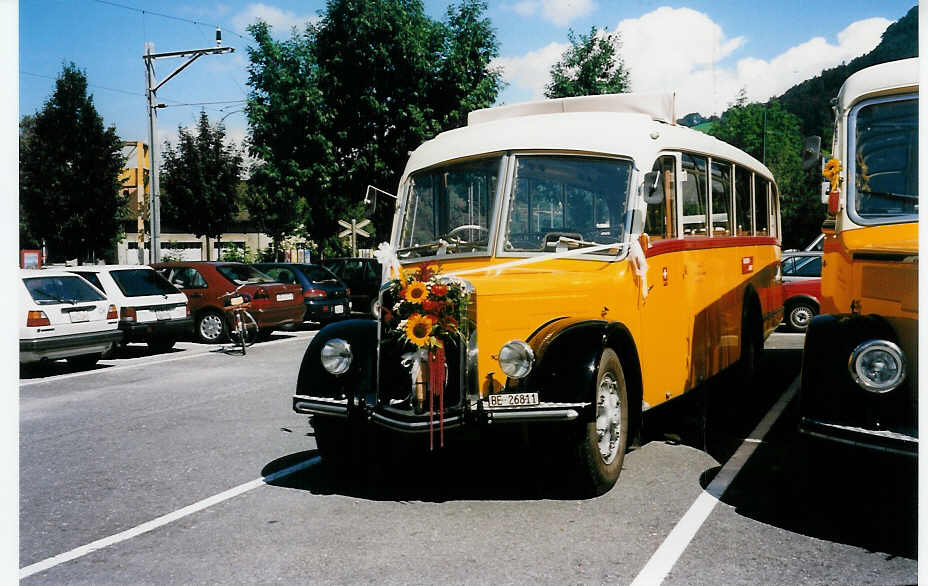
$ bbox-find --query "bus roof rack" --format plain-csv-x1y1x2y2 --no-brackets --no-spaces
467,92,677,127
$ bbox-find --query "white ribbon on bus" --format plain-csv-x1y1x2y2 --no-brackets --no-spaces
375,237,650,299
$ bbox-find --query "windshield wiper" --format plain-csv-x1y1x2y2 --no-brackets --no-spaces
860,190,918,202
33,288,74,304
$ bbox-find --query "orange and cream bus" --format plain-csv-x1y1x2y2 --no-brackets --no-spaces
294,93,783,495
798,58,918,455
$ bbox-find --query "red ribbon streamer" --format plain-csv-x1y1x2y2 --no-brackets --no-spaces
428,343,446,450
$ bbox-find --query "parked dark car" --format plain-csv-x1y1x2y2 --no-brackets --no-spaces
780,251,822,332
153,261,305,343
322,257,381,317
253,263,351,323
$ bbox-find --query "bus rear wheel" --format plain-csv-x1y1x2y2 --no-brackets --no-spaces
572,348,628,497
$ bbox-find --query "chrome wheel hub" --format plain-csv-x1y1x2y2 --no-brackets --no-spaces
200,314,223,341
791,306,813,328
596,372,621,464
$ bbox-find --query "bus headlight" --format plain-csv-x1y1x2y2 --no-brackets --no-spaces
498,340,534,379
320,338,352,375
848,339,905,393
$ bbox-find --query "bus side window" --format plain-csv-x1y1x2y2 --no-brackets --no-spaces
644,155,677,240
681,153,708,236
755,176,770,236
734,165,752,235
710,159,732,236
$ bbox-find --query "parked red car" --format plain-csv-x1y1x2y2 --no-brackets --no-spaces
781,252,822,332
153,262,305,343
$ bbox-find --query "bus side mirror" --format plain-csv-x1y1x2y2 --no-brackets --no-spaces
801,136,821,170
641,171,663,205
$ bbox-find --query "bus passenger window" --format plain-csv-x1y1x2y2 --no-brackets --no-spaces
644,156,676,240
710,160,732,236
681,153,708,236
734,166,752,235
755,176,769,236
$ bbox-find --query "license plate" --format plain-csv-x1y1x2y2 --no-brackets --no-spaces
230,296,244,306
69,311,89,323
334,305,344,314
156,310,171,320
277,293,294,301
486,393,539,408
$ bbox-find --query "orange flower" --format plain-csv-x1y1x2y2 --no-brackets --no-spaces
405,313,435,347
404,281,429,303
430,283,449,297
422,299,446,314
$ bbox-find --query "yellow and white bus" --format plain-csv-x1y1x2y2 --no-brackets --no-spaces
294,93,783,495
798,58,918,455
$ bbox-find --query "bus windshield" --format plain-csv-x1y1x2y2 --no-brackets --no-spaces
398,156,502,258
504,155,631,253
850,96,918,222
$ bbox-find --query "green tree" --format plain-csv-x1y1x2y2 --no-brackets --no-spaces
160,111,244,260
19,63,127,262
245,0,503,251
545,27,630,99
708,99,819,248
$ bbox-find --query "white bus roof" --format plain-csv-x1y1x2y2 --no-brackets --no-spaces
467,92,677,126
404,93,772,181
837,58,919,112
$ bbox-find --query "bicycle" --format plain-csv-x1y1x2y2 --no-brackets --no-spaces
221,287,259,355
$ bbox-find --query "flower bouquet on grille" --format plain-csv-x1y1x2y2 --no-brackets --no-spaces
382,264,470,448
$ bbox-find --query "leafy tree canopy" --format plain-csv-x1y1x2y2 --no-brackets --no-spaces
245,0,503,254
160,111,244,259
545,27,630,99
19,63,127,262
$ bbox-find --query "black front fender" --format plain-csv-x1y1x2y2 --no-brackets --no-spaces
295,319,378,406
506,318,607,407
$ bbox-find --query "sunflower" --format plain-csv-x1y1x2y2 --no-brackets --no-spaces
405,313,435,347
403,280,429,303
823,158,842,190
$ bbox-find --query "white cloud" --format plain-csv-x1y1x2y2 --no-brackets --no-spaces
491,41,569,101
505,0,597,27
495,7,891,116
231,3,317,36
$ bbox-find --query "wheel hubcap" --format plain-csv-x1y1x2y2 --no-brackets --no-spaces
791,306,812,328
596,372,621,464
200,314,223,341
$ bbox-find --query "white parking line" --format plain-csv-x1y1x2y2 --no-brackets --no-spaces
630,376,800,586
19,331,316,387
19,455,322,579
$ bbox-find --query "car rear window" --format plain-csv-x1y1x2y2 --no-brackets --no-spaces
216,264,275,285
297,265,339,282
111,269,179,296
73,271,105,291
24,276,106,305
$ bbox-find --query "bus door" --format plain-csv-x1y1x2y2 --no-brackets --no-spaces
640,154,691,405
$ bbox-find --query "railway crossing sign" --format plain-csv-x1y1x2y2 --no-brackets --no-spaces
338,219,371,257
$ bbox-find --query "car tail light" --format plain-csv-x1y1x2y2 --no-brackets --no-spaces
253,287,269,300
27,310,50,327
106,304,118,320
304,288,327,299
346,288,351,296
121,306,137,323
185,305,191,316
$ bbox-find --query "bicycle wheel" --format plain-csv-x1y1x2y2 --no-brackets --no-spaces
240,310,259,348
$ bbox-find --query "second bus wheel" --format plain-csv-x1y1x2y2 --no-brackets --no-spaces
571,348,629,497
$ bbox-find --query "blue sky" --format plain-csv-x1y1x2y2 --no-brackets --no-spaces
18,0,917,152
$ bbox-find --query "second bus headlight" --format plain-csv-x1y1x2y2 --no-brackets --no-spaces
848,339,905,393
498,340,534,379
320,338,352,375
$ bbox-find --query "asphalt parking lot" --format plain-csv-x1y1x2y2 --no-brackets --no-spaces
18,328,918,584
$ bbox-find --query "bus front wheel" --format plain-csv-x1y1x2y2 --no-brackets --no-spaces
572,348,629,497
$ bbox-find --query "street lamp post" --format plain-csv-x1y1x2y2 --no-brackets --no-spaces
143,29,234,263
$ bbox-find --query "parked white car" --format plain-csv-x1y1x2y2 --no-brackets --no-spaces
20,268,122,367
67,265,193,352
